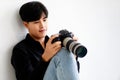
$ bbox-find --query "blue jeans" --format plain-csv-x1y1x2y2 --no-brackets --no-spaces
43,47,80,80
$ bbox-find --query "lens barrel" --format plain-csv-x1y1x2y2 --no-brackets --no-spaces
63,37,87,58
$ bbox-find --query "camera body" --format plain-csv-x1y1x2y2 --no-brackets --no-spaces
52,29,87,58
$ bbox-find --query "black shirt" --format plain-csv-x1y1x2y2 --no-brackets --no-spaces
11,34,80,80
11,34,50,80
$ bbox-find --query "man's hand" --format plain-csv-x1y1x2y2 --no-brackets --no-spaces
42,34,62,62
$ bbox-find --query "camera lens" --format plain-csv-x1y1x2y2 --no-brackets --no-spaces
63,37,87,57
75,45,87,57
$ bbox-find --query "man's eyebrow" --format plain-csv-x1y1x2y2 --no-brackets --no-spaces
43,16,47,19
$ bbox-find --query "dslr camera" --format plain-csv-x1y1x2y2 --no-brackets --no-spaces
52,29,87,58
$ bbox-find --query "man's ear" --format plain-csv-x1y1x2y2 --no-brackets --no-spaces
23,22,28,28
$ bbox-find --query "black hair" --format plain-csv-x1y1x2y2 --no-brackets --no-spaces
19,1,48,22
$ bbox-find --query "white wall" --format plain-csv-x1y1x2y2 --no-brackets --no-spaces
0,0,120,80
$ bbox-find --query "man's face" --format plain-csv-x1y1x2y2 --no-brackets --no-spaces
24,13,48,40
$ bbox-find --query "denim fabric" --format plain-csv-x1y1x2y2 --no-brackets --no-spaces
43,47,80,80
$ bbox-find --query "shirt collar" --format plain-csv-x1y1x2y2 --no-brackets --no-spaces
25,33,49,49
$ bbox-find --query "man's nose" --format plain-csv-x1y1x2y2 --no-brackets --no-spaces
40,21,45,27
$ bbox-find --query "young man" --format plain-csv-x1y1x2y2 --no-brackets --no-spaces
11,1,80,80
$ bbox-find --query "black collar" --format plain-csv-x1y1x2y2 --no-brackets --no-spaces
25,33,49,49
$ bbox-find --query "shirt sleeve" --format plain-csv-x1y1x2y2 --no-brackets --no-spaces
11,46,48,80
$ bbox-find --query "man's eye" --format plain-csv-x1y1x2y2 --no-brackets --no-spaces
43,19,46,22
43,18,47,22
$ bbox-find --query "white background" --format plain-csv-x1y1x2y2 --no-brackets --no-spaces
0,0,120,80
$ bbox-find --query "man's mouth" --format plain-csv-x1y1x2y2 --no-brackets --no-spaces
39,29,46,32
